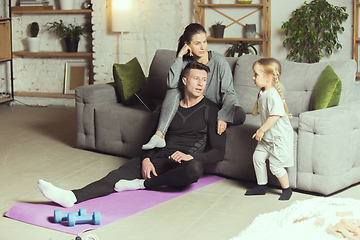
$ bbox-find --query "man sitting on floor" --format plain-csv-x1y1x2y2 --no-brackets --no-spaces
38,60,226,208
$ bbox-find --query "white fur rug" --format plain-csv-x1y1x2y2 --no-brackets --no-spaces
231,197,360,240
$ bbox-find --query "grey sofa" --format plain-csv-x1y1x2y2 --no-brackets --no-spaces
76,50,360,195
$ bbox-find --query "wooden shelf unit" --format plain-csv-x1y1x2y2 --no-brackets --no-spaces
354,0,360,80
0,19,12,61
13,51,92,58
0,2,14,105
194,0,271,57
10,5,93,98
0,97,13,103
11,8,92,16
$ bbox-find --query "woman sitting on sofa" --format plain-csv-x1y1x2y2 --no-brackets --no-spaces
142,23,246,150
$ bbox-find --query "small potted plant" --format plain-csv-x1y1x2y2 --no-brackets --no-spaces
59,0,74,10
245,24,256,39
225,41,258,57
212,21,225,38
27,22,41,52
46,20,90,52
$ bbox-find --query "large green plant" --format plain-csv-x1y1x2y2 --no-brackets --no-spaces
280,0,348,63
47,20,89,41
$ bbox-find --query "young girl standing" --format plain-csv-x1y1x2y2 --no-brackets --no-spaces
245,58,294,201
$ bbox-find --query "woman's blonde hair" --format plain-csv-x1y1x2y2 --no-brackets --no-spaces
252,58,292,118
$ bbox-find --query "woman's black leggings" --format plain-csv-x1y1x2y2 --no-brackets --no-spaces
72,157,204,203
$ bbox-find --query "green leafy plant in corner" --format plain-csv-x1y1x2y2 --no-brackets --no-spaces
213,21,224,26
46,20,90,41
225,41,258,57
280,0,348,63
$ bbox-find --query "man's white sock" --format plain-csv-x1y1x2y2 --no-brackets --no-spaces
38,179,76,208
114,179,145,192
142,135,166,150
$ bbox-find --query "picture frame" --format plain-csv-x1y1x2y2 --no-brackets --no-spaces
64,61,89,94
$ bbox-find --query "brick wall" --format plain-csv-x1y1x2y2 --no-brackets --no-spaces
0,0,357,105
92,0,186,84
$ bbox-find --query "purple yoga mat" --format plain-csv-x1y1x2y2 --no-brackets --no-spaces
5,174,223,235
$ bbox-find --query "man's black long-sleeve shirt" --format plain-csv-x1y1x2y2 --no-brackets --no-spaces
142,97,226,164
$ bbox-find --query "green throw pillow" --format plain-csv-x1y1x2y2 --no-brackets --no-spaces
113,57,147,105
309,65,342,111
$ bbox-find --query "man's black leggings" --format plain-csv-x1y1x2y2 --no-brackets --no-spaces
72,157,204,203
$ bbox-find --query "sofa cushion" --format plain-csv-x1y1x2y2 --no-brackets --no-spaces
233,54,263,114
147,50,177,100
233,55,356,117
309,65,342,111
95,102,160,157
113,57,147,105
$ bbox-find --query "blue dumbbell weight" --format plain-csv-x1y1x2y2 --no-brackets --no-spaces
54,208,87,223
67,210,101,226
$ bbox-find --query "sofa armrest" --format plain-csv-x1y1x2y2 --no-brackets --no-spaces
76,83,118,150
75,82,118,105
297,101,360,195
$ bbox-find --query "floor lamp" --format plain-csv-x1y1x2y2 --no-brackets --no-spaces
112,0,131,63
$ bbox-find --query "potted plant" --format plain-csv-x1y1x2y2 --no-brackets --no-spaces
244,24,256,39
212,21,225,38
59,0,74,10
27,22,41,52
225,41,258,57
280,0,348,63
46,20,90,52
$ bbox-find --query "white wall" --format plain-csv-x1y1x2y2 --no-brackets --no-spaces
91,0,190,83
94,0,354,84
0,0,356,105
206,0,353,62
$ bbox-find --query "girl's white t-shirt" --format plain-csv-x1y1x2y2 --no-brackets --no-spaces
257,87,294,167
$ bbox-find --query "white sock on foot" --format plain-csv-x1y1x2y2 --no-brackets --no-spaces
38,179,76,208
114,179,145,192
142,135,166,150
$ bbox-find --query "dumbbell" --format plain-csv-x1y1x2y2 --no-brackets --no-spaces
67,210,101,227
54,208,87,223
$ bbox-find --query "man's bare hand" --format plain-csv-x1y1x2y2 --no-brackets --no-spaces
142,158,158,179
169,151,193,163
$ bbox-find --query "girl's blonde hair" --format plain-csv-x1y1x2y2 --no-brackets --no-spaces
252,58,292,118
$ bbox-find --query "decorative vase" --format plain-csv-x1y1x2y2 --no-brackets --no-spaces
59,0,74,10
27,37,41,52
64,38,79,52
245,24,256,39
212,25,225,38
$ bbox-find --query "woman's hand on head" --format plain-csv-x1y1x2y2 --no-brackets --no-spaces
217,120,227,135
178,44,192,58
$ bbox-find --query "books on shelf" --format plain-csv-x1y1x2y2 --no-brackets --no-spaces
19,0,50,6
